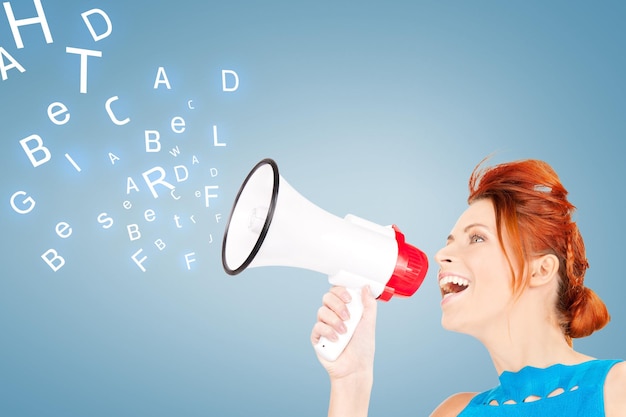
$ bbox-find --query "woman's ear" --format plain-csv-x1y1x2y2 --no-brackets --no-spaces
529,253,559,288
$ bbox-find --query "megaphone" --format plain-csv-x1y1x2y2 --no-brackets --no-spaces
222,158,428,361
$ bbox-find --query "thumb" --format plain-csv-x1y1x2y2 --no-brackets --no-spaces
360,286,378,324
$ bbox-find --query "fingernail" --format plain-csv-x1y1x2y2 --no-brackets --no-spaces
338,323,347,334
340,292,352,303
340,309,350,321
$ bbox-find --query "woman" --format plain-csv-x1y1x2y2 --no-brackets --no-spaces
311,159,626,416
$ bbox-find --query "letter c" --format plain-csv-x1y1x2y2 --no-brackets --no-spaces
105,96,130,125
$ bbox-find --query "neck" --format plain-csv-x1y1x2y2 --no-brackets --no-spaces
473,294,593,375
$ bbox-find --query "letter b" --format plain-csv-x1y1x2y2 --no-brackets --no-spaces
20,134,51,167
41,249,65,272
145,130,161,152
127,224,141,241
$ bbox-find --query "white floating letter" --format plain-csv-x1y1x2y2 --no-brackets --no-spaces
20,134,51,167
81,8,112,42
66,47,102,94
4,0,53,49
221,69,239,92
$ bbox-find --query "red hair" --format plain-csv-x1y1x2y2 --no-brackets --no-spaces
468,158,610,345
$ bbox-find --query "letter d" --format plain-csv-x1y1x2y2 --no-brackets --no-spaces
81,9,112,41
222,70,239,92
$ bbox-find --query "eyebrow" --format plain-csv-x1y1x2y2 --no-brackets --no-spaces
446,223,491,242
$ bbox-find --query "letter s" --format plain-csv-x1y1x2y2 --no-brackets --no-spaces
97,212,114,229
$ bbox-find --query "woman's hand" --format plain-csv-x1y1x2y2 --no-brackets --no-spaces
311,286,378,380
312,286,378,417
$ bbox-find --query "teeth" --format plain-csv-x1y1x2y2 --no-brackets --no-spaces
439,275,470,289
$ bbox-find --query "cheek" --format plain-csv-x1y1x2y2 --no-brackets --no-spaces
482,251,513,290
472,256,515,296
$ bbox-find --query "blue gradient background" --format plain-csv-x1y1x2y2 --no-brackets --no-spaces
1,1,624,416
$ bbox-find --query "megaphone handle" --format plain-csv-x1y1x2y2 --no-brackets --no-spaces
314,287,364,362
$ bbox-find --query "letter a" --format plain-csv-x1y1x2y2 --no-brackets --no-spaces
109,152,120,165
154,67,171,89
126,177,140,194
0,47,25,81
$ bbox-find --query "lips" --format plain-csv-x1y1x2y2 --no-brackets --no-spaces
439,274,470,299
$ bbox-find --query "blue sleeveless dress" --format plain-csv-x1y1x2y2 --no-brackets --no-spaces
458,359,622,416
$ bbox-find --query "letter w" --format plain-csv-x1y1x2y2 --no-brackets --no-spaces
169,145,181,157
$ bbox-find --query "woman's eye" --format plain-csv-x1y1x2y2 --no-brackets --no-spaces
470,234,485,243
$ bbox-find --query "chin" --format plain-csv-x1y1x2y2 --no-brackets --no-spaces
441,314,461,332
440,312,472,335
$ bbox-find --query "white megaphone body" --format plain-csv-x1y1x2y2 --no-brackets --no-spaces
222,158,428,362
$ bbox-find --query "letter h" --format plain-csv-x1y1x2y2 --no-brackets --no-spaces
3,0,53,49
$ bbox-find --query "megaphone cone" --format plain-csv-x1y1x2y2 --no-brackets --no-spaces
222,158,428,361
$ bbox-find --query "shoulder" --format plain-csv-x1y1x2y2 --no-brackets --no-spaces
604,361,626,417
430,392,477,417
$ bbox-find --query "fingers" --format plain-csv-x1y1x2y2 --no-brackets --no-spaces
311,287,352,345
325,287,352,321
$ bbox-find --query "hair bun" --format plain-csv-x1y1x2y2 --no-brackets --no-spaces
567,286,610,339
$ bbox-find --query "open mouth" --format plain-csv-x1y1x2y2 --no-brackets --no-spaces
439,275,469,298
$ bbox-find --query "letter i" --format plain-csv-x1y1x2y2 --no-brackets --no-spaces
65,153,81,172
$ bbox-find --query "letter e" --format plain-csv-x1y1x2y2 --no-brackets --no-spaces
171,116,185,133
47,102,70,125
55,221,72,238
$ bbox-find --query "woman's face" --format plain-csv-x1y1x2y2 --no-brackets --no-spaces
435,198,517,336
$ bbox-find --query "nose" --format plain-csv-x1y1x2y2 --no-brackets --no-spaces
435,244,454,266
